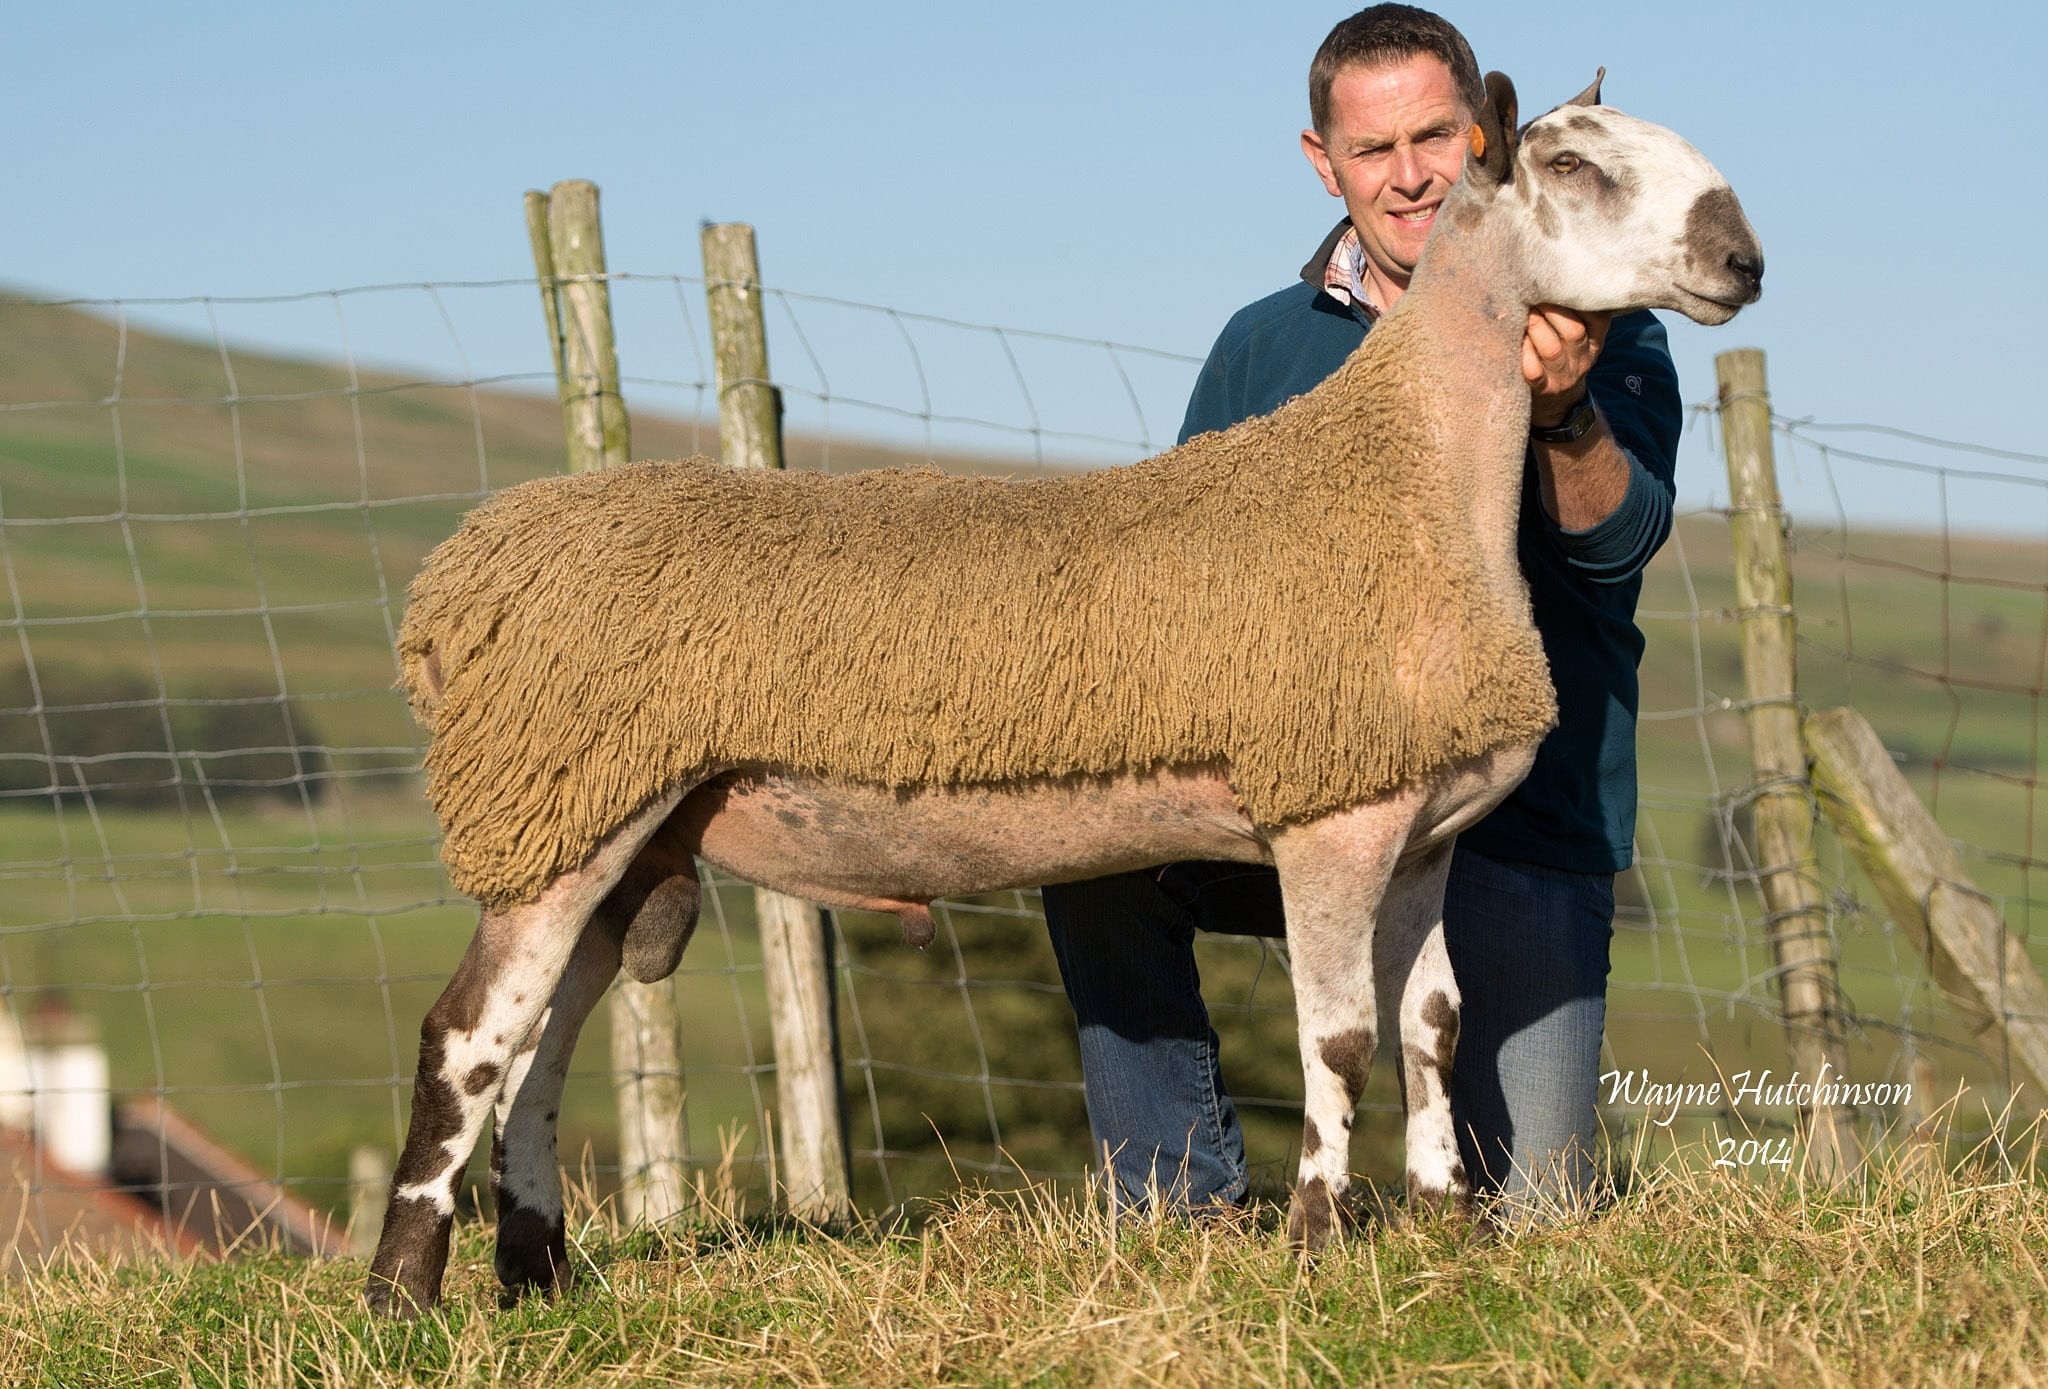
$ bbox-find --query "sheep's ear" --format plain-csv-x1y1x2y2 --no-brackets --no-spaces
1472,70,1518,185
1565,67,1606,107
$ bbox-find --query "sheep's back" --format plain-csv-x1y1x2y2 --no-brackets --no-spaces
402,325,1555,906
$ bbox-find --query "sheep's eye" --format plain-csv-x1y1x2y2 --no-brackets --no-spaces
1550,153,1582,174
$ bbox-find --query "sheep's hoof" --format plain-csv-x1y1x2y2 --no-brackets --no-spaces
494,1204,571,1305
1285,1176,1353,1255
365,1262,440,1319
1403,1175,1478,1228
365,1275,432,1320
365,1197,452,1318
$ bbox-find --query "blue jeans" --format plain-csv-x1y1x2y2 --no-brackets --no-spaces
1042,844,1614,1213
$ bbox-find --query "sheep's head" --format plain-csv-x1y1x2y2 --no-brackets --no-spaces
1462,71,1764,325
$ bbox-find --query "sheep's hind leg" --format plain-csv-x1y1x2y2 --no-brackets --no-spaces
1373,844,1470,1220
488,831,703,1301
1269,799,1421,1253
486,912,625,1301
365,793,682,1317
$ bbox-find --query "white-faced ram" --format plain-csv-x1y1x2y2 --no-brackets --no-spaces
366,71,1763,1314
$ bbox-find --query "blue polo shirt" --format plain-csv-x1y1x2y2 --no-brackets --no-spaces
1180,223,1684,872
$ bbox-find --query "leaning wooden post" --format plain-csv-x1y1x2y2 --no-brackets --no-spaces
1716,347,1863,1178
701,222,852,1223
525,180,689,1224
1807,706,2048,1109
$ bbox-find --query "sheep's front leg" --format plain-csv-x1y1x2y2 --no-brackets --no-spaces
366,793,682,1317
1372,845,1470,1217
1270,799,1421,1252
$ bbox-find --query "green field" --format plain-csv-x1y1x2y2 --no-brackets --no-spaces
2,294,2043,1219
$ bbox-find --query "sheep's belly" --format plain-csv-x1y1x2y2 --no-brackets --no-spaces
678,765,1270,908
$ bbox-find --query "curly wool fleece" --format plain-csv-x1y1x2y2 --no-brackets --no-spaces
399,309,1557,907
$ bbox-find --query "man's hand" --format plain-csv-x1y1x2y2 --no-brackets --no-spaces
1523,306,1613,427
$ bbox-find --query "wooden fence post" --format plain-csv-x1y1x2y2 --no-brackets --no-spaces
1806,706,2048,1109
1715,347,1864,1178
700,221,852,1223
525,182,629,467
347,1144,390,1259
525,179,689,1224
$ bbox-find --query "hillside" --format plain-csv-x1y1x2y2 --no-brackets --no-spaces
0,296,1055,750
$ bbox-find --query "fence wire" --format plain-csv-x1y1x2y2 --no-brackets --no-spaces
0,277,2040,1254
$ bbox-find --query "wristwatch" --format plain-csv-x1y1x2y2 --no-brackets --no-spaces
1530,394,1598,444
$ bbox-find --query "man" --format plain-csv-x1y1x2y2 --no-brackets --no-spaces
1042,4,1683,1218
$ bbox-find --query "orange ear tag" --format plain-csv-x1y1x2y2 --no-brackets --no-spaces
1469,125,1486,158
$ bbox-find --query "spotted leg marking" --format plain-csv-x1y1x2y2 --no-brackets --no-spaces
1269,796,1424,1253
365,793,681,1317
488,835,705,1301
1372,845,1470,1219
486,908,627,1301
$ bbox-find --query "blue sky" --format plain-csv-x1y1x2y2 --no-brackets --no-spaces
9,1,2045,531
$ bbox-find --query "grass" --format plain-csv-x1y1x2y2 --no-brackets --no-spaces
6,1134,2046,1385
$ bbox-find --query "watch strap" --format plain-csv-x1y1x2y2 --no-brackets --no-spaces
1531,395,1597,444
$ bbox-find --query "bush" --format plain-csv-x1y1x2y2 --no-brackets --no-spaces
0,662,331,808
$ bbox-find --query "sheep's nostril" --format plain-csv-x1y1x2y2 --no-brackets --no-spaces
1727,248,1764,287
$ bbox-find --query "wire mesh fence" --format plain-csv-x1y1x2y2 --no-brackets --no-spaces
0,273,2041,1251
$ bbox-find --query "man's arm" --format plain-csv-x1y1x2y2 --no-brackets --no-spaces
1527,307,1628,530
1522,307,1683,583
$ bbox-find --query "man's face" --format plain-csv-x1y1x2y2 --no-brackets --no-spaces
1301,55,1474,299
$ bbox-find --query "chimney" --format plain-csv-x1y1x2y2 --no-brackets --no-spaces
24,998,111,1178
0,1002,31,1132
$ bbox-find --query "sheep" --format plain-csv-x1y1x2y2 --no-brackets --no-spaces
365,71,1763,1315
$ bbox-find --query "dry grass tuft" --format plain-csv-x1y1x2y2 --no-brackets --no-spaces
7,1131,2045,1386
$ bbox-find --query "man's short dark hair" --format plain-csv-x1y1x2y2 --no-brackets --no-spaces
1308,5,1485,134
